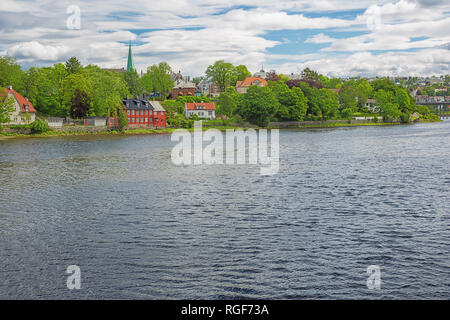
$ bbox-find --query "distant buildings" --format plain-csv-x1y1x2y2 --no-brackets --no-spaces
1,86,36,124
236,77,268,94
184,102,216,120
253,68,269,79
171,80,198,99
198,79,221,97
122,98,166,127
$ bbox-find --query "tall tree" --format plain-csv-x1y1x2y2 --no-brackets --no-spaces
0,56,25,93
241,86,279,127
124,70,143,97
205,60,237,92
318,89,339,120
355,79,373,108
272,83,308,121
70,89,91,119
301,68,320,83
147,62,174,98
339,82,358,111
0,88,15,126
235,65,251,82
217,87,239,118
65,57,82,74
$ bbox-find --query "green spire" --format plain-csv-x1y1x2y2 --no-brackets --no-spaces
126,42,135,72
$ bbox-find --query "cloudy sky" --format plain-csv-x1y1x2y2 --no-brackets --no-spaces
1,0,449,77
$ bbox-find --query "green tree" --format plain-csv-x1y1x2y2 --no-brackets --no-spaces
65,57,82,74
298,82,321,118
339,82,358,111
235,65,251,82
371,78,397,94
85,65,128,117
0,56,25,93
124,70,143,97
70,89,92,119
140,72,153,94
395,88,411,112
147,62,174,98
0,88,15,126
205,60,237,92
301,68,320,83
380,102,401,121
272,83,308,121
217,87,238,118
118,108,128,131
30,118,50,134
318,89,339,120
23,67,40,105
240,86,278,127
355,79,373,108
64,72,93,117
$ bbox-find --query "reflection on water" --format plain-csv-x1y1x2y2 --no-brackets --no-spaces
0,122,449,299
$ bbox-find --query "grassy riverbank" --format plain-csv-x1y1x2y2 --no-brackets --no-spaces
0,119,442,140
0,126,241,139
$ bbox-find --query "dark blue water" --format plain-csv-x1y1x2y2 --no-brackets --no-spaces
0,121,449,299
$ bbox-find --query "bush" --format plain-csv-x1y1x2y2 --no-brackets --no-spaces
30,118,51,134
118,109,128,131
400,112,411,123
414,105,431,115
341,108,353,119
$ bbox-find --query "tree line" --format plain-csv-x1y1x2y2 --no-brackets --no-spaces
0,56,175,119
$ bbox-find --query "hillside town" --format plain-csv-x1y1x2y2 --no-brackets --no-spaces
0,44,448,135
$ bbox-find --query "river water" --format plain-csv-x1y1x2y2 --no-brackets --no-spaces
0,121,449,299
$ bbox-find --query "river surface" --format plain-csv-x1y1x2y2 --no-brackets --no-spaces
0,121,449,299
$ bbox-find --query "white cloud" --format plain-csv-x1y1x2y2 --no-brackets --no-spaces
7,41,70,61
305,33,334,43
0,0,449,76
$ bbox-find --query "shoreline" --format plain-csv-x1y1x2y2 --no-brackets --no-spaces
0,120,441,140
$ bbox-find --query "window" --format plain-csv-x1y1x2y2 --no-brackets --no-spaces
132,118,135,123
127,110,130,115
132,110,135,115
208,111,212,115
145,110,148,115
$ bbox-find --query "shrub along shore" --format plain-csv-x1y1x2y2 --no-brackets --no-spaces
0,118,441,140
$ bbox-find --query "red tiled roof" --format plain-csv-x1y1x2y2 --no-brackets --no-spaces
1,87,37,112
185,102,216,110
236,77,268,88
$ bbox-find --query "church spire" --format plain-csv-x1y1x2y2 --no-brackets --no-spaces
126,42,135,72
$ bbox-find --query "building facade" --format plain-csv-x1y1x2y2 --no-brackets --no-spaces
171,81,197,99
184,102,216,120
198,79,221,97
236,77,268,94
123,98,166,128
1,86,36,125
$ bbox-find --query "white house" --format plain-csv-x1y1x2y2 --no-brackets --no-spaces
364,99,381,113
184,102,216,120
1,86,36,124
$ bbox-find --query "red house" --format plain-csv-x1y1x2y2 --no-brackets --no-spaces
122,98,166,128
